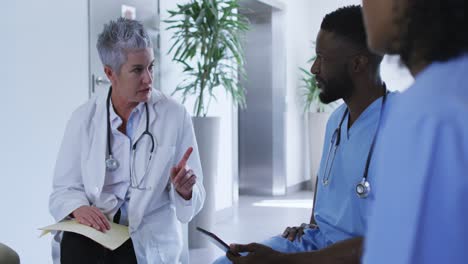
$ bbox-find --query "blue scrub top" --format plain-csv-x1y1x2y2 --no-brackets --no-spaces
314,91,396,247
363,54,468,264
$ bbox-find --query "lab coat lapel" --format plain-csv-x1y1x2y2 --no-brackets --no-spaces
130,90,166,189
127,90,167,230
84,92,108,198
133,89,164,139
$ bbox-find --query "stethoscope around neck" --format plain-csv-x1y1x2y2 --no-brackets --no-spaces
105,87,155,190
322,84,388,199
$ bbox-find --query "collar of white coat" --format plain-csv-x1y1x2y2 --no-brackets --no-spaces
109,101,141,126
95,88,167,139
95,88,167,108
93,87,167,137
85,88,167,199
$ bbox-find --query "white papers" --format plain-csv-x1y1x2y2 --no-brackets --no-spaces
39,220,130,250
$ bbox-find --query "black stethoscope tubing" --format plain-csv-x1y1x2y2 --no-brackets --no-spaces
105,87,155,182
322,84,388,198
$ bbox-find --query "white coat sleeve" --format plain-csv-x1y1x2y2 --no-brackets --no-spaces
171,109,206,223
49,111,90,222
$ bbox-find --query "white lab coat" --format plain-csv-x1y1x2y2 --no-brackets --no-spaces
49,89,205,263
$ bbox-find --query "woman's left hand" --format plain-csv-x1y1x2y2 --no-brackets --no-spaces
171,147,197,200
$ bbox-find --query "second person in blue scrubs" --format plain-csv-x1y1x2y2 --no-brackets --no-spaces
222,6,396,264
361,0,468,263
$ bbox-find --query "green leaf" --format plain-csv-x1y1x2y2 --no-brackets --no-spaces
165,0,250,116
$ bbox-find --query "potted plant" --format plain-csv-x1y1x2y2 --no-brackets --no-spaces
166,0,249,116
165,0,249,249
300,55,334,189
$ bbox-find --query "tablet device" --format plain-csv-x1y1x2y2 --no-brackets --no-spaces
196,227,241,257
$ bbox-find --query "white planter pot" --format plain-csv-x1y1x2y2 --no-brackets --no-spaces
188,116,221,249
307,112,330,189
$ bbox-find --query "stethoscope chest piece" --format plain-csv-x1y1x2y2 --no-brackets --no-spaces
322,178,329,186
105,87,155,190
106,155,120,171
356,179,371,198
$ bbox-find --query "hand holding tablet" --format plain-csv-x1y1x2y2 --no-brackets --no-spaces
196,227,241,257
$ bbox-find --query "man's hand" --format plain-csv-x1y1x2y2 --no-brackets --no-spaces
282,223,317,241
170,147,197,200
71,205,110,232
226,243,284,264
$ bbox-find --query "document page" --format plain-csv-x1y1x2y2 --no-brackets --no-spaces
39,220,130,250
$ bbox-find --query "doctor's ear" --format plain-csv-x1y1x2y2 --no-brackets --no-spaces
104,65,117,82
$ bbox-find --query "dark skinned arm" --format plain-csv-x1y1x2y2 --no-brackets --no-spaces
310,177,318,225
282,178,319,241
228,237,364,264
285,236,363,264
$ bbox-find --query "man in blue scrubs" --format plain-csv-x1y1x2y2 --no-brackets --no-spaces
361,0,468,263
218,6,395,264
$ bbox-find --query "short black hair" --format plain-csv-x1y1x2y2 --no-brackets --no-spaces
399,0,468,64
321,5,383,64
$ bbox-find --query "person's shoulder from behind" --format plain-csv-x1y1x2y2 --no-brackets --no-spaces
364,56,468,264
392,54,468,122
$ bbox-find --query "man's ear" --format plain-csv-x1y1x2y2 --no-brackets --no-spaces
104,65,116,82
352,54,369,73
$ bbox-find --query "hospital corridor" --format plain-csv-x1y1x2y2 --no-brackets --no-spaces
2,0,467,263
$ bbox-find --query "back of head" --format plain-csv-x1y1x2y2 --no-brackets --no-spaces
97,18,152,73
321,5,383,65
400,0,468,64
0,243,20,264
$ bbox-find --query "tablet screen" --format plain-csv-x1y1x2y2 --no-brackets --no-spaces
196,227,240,256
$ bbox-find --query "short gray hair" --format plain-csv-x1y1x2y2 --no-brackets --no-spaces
97,18,153,72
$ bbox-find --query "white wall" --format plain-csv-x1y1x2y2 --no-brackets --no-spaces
0,1,89,263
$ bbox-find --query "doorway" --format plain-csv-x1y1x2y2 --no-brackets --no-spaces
88,0,160,97
238,0,287,196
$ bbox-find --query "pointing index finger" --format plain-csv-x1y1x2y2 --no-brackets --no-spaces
177,147,193,169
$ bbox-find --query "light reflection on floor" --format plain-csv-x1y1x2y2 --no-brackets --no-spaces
252,199,313,209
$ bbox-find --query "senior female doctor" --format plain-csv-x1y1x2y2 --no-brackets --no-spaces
49,18,205,264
